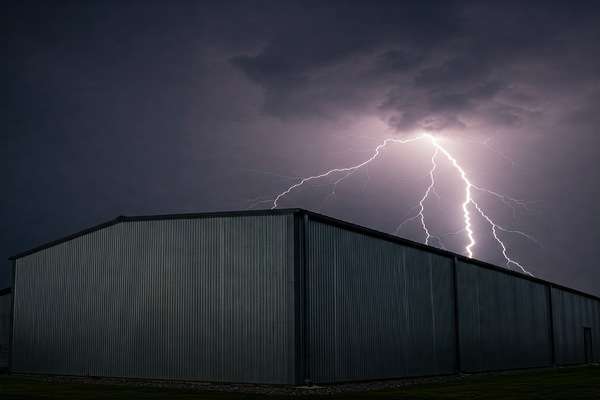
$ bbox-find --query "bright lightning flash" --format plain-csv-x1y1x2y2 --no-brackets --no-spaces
270,133,534,276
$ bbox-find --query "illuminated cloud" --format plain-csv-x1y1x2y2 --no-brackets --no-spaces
2,1,600,295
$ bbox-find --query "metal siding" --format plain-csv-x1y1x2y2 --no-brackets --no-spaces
456,261,552,372
12,215,296,383
305,219,456,383
588,296,598,363
455,260,482,371
551,287,600,365
0,292,11,368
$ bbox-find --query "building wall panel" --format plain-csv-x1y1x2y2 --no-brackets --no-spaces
12,215,296,383
456,261,553,372
0,291,11,369
9,209,600,384
551,287,600,364
305,219,456,383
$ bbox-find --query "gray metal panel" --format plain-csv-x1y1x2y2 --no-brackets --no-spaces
0,292,11,368
12,215,296,383
456,261,553,372
305,219,456,383
551,287,600,364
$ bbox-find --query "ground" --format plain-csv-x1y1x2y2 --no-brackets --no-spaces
1,366,599,399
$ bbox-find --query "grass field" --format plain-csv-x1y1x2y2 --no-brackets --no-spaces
1,366,599,399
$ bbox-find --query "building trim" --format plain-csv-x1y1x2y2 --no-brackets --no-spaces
300,210,600,302
9,208,301,260
8,259,16,372
8,208,599,303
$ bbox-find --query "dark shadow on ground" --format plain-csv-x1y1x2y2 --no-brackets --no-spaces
1,365,599,399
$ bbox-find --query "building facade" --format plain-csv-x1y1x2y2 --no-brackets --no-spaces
5,209,600,384
0,288,11,369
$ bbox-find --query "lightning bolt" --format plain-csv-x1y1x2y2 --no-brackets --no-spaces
270,136,426,208
318,169,360,211
429,137,534,276
269,133,535,276
395,148,441,247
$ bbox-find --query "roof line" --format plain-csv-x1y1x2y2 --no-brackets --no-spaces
0,287,11,296
8,208,301,260
298,209,600,302
7,207,599,302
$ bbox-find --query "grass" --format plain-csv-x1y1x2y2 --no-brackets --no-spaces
1,366,599,399
357,366,600,399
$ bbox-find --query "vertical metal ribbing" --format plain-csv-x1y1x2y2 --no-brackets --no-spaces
8,259,16,373
10,215,296,383
452,256,462,373
302,213,310,385
293,211,308,385
547,284,556,366
294,213,306,385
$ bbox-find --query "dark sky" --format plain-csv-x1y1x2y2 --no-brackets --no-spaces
3,1,600,294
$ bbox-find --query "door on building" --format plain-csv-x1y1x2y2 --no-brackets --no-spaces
583,327,592,364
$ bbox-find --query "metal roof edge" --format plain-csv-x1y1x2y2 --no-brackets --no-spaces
297,208,600,302
0,287,12,296
8,208,301,260
7,207,598,302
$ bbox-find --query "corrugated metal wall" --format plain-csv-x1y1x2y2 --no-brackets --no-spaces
0,291,11,369
305,219,457,383
304,215,599,383
12,215,296,383
9,210,600,384
551,287,600,365
456,260,553,372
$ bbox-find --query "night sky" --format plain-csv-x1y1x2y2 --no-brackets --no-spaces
3,1,600,295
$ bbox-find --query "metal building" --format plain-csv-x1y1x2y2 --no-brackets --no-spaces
4,209,599,384
0,288,11,369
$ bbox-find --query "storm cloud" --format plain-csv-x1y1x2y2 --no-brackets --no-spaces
2,1,600,295
232,1,600,134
